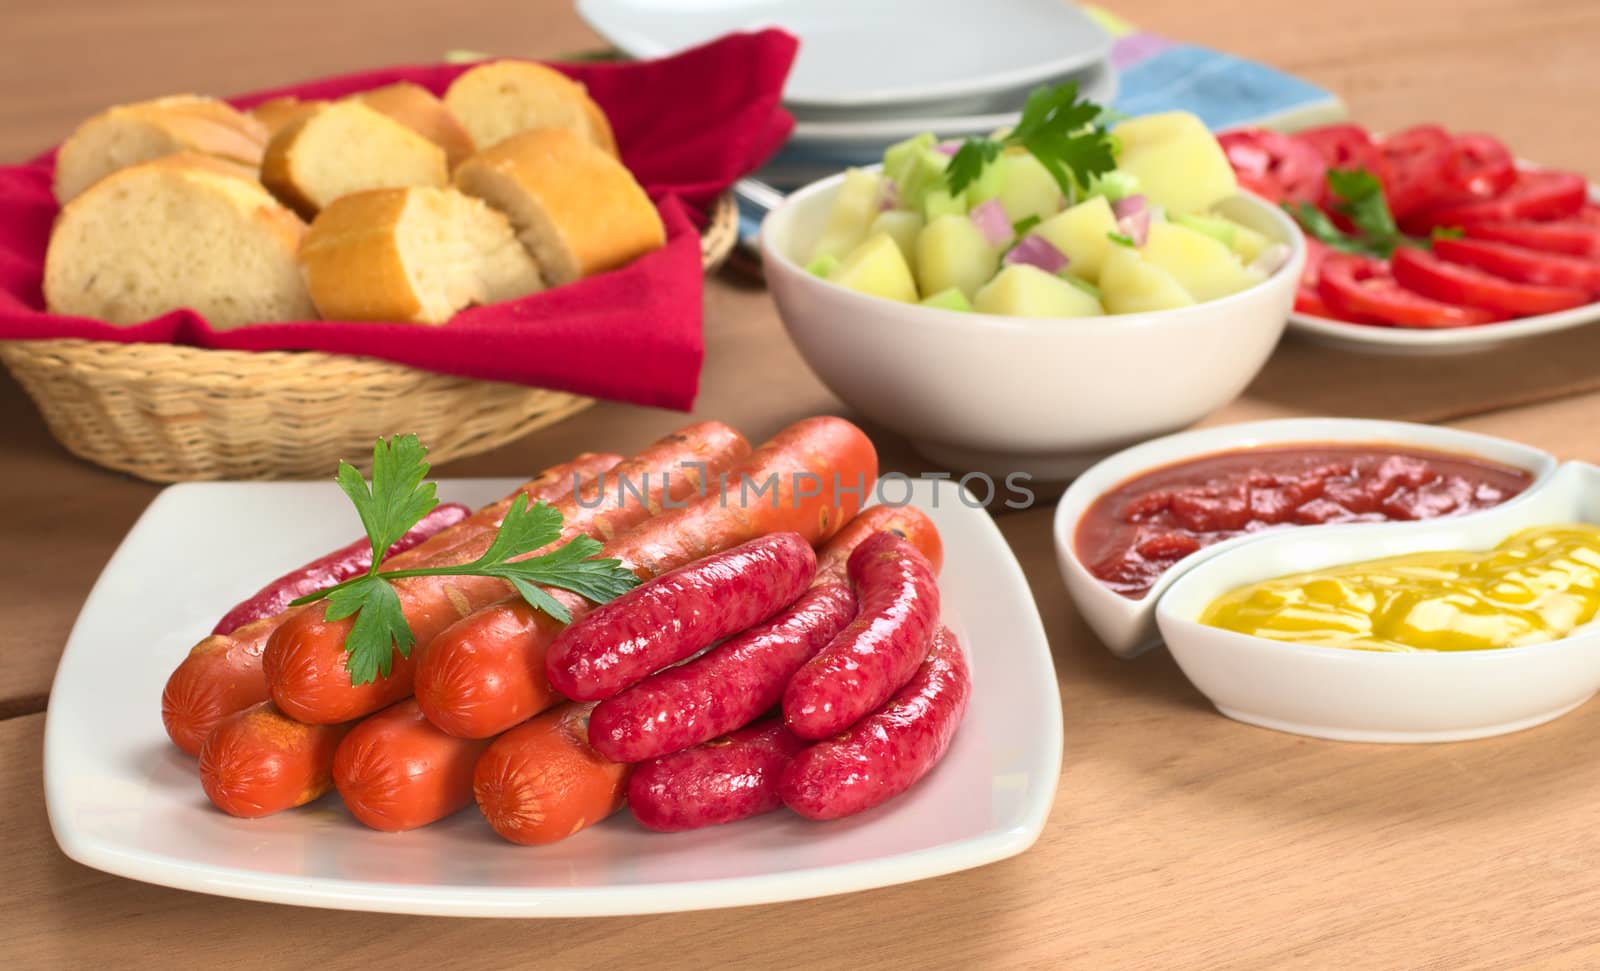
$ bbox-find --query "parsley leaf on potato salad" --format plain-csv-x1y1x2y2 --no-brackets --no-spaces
805,82,1289,317
292,435,639,685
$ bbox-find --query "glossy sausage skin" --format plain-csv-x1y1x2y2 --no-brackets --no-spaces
779,626,970,821
783,532,940,739
589,583,854,763
198,702,351,818
267,425,746,725
212,503,471,636
814,505,943,584
162,452,619,755
473,701,629,846
545,533,817,702
628,719,807,832
333,699,493,832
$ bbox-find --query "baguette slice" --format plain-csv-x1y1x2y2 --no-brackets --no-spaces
443,60,617,157
454,128,663,286
44,153,314,328
53,95,269,204
251,96,328,138
299,186,542,325
355,82,476,169
261,101,448,218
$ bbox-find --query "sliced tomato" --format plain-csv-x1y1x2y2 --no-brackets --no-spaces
1577,206,1600,226
1439,133,1517,202
1462,221,1600,258
1293,238,1344,317
1391,248,1589,316
1318,254,1496,328
1432,237,1600,295
1379,125,1452,218
1299,125,1386,177
1218,128,1326,204
1406,170,1590,231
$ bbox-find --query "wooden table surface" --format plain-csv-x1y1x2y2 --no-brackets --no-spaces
7,1,1600,967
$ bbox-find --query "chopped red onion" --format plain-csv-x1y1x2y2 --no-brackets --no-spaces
879,177,899,211
934,141,962,156
1003,235,1069,274
970,199,1012,246
1111,194,1147,220
1117,209,1150,246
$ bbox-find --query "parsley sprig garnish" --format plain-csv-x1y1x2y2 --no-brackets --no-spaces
1285,168,1448,259
945,81,1117,198
291,435,639,685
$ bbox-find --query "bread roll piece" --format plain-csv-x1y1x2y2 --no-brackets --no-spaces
443,61,617,157
261,101,448,218
355,82,476,168
44,153,313,327
251,96,328,138
454,128,663,286
52,95,268,204
299,186,542,325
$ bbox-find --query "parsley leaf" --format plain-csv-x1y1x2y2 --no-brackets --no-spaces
293,436,641,685
336,434,438,577
1285,167,1435,259
944,80,1116,198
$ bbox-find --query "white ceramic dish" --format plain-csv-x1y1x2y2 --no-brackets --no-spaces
761,173,1306,480
1155,460,1600,742
576,0,1111,111
44,477,1061,917
1053,418,1558,659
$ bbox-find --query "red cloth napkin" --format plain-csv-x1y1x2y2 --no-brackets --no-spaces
0,30,798,411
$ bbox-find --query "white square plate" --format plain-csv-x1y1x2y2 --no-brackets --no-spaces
44,478,1062,917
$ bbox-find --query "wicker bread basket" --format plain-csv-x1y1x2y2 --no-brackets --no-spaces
1,192,739,483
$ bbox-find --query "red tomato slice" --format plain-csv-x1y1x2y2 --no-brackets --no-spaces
1218,128,1326,204
1379,125,1452,218
1391,248,1589,316
1576,205,1600,227
1433,237,1600,294
1462,220,1600,258
1298,125,1388,198
1440,133,1517,202
1406,170,1590,231
1318,254,1496,328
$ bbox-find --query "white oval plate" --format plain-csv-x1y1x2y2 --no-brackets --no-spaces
577,0,1111,111
44,477,1061,917
1155,461,1600,742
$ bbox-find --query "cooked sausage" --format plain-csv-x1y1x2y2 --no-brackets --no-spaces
628,719,807,832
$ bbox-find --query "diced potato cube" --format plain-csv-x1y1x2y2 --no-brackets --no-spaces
915,214,1000,300
1141,222,1265,301
1112,111,1238,214
869,209,925,266
812,169,884,261
1033,196,1118,282
827,232,919,303
1099,245,1197,314
973,264,1104,318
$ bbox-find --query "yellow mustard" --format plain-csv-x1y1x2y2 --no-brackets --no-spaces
1200,524,1600,652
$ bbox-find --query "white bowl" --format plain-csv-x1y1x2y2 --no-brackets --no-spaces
760,172,1307,480
1053,419,1558,658
1154,461,1600,742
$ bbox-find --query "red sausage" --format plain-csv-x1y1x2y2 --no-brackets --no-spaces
545,533,818,702
628,719,808,832
589,584,854,763
333,699,493,832
212,503,471,636
783,532,940,739
779,626,971,821
198,702,351,818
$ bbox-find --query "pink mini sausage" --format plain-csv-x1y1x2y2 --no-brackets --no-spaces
783,531,940,739
211,503,471,636
779,625,970,821
629,719,808,832
589,584,855,763
545,533,817,702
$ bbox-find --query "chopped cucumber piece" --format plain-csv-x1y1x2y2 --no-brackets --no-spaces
806,253,840,278
869,209,925,266
1082,169,1140,204
923,187,967,222
920,287,973,312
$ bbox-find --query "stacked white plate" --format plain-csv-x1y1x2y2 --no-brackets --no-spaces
578,0,1118,187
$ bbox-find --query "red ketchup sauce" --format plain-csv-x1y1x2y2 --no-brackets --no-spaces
1075,444,1535,599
